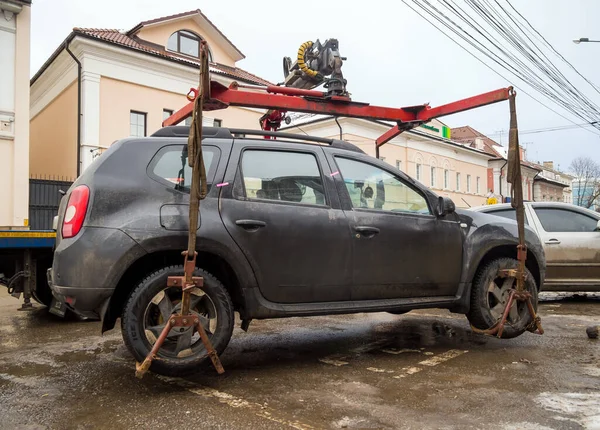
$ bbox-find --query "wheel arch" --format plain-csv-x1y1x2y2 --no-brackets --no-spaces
101,249,248,333
472,245,541,290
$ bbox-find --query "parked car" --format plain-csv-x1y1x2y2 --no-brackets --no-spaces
471,202,600,292
48,126,546,376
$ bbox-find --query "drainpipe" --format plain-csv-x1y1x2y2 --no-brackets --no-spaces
498,159,508,202
65,40,82,177
531,171,541,201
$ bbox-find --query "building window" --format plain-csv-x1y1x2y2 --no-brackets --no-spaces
213,119,222,127
379,156,386,162
396,160,402,171
163,109,173,122
444,169,449,189
167,30,212,60
456,172,461,191
430,166,436,187
130,111,146,137
416,163,422,181
476,176,481,194
467,174,471,193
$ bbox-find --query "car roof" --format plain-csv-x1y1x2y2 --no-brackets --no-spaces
471,201,600,217
150,126,365,154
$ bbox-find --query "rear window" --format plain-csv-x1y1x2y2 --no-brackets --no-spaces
148,145,220,193
486,208,529,225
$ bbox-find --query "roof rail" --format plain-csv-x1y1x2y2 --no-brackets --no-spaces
150,126,363,153
151,126,233,138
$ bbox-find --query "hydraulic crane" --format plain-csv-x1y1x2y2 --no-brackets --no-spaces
134,39,543,378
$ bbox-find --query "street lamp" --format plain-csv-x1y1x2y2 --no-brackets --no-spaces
573,37,600,44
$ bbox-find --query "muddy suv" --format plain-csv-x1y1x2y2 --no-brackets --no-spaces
48,126,545,376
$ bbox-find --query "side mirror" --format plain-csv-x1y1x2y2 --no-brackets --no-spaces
437,196,456,217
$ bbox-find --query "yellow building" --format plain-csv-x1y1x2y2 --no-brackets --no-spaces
30,9,269,180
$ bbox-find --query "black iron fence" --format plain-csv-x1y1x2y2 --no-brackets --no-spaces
29,177,74,230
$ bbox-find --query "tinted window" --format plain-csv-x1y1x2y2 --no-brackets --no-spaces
487,208,529,225
335,157,430,214
241,150,326,205
150,145,219,193
534,208,598,232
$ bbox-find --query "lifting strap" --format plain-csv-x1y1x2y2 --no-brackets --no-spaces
185,41,211,260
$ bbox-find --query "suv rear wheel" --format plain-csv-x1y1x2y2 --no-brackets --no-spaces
121,265,234,376
467,257,538,339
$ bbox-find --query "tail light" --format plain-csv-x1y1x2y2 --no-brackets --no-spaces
62,185,90,238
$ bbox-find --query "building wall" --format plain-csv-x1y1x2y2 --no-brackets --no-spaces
533,182,564,202
136,17,237,66
0,3,30,228
30,82,78,179
99,77,263,147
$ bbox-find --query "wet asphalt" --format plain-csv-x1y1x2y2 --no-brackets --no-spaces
0,289,599,430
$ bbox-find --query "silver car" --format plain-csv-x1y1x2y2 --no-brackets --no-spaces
471,202,600,292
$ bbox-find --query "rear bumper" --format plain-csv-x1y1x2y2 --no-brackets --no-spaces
49,226,146,318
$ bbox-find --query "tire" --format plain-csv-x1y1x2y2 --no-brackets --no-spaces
467,257,538,339
121,265,234,376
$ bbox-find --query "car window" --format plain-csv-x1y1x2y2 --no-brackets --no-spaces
149,145,219,193
241,150,326,206
533,208,598,232
335,157,430,214
486,208,529,225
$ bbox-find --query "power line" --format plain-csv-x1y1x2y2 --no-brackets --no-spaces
401,0,600,137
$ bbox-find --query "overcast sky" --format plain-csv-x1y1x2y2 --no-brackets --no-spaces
30,0,600,171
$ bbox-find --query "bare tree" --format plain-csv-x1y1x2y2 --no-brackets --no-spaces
570,157,600,208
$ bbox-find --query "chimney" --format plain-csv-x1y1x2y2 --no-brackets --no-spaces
543,161,554,170
519,146,526,161
474,137,485,151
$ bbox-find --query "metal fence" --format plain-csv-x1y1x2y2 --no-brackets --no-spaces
29,178,73,230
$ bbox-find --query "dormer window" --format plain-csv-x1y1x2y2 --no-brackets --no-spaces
167,30,212,60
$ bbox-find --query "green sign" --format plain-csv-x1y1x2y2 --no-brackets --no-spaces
419,124,452,139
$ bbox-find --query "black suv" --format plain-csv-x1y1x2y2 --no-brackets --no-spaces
49,126,545,375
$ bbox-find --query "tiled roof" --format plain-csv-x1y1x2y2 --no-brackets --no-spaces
451,125,504,157
72,28,272,86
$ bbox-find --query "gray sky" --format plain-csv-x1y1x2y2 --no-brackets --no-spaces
31,0,600,171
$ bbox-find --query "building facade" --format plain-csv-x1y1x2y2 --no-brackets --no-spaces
452,126,572,204
0,0,31,228
283,116,492,208
30,10,268,180
572,179,600,211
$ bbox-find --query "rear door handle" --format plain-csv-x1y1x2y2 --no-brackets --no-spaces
354,226,380,237
235,219,267,230
545,239,561,245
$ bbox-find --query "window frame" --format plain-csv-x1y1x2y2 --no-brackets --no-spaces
146,144,221,194
163,109,174,122
476,176,481,194
416,163,422,181
130,110,147,137
456,172,461,191
237,148,330,208
466,174,472,193
430,166,436,188
396,160,402,171
334,155,433,217
444,169,449,189
166,30,213,61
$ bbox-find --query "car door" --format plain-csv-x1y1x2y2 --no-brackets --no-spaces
219,143,352,304
529,205,600,286
330,153,463,300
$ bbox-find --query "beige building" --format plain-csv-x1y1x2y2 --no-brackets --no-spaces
30,9,269,179
283,116,493,208
0,0,31,228
453,126,573,203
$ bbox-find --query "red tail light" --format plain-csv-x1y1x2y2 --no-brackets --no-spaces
62,185,90,238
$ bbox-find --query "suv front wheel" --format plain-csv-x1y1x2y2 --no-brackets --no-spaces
121,265,234,376
467,257,538,339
